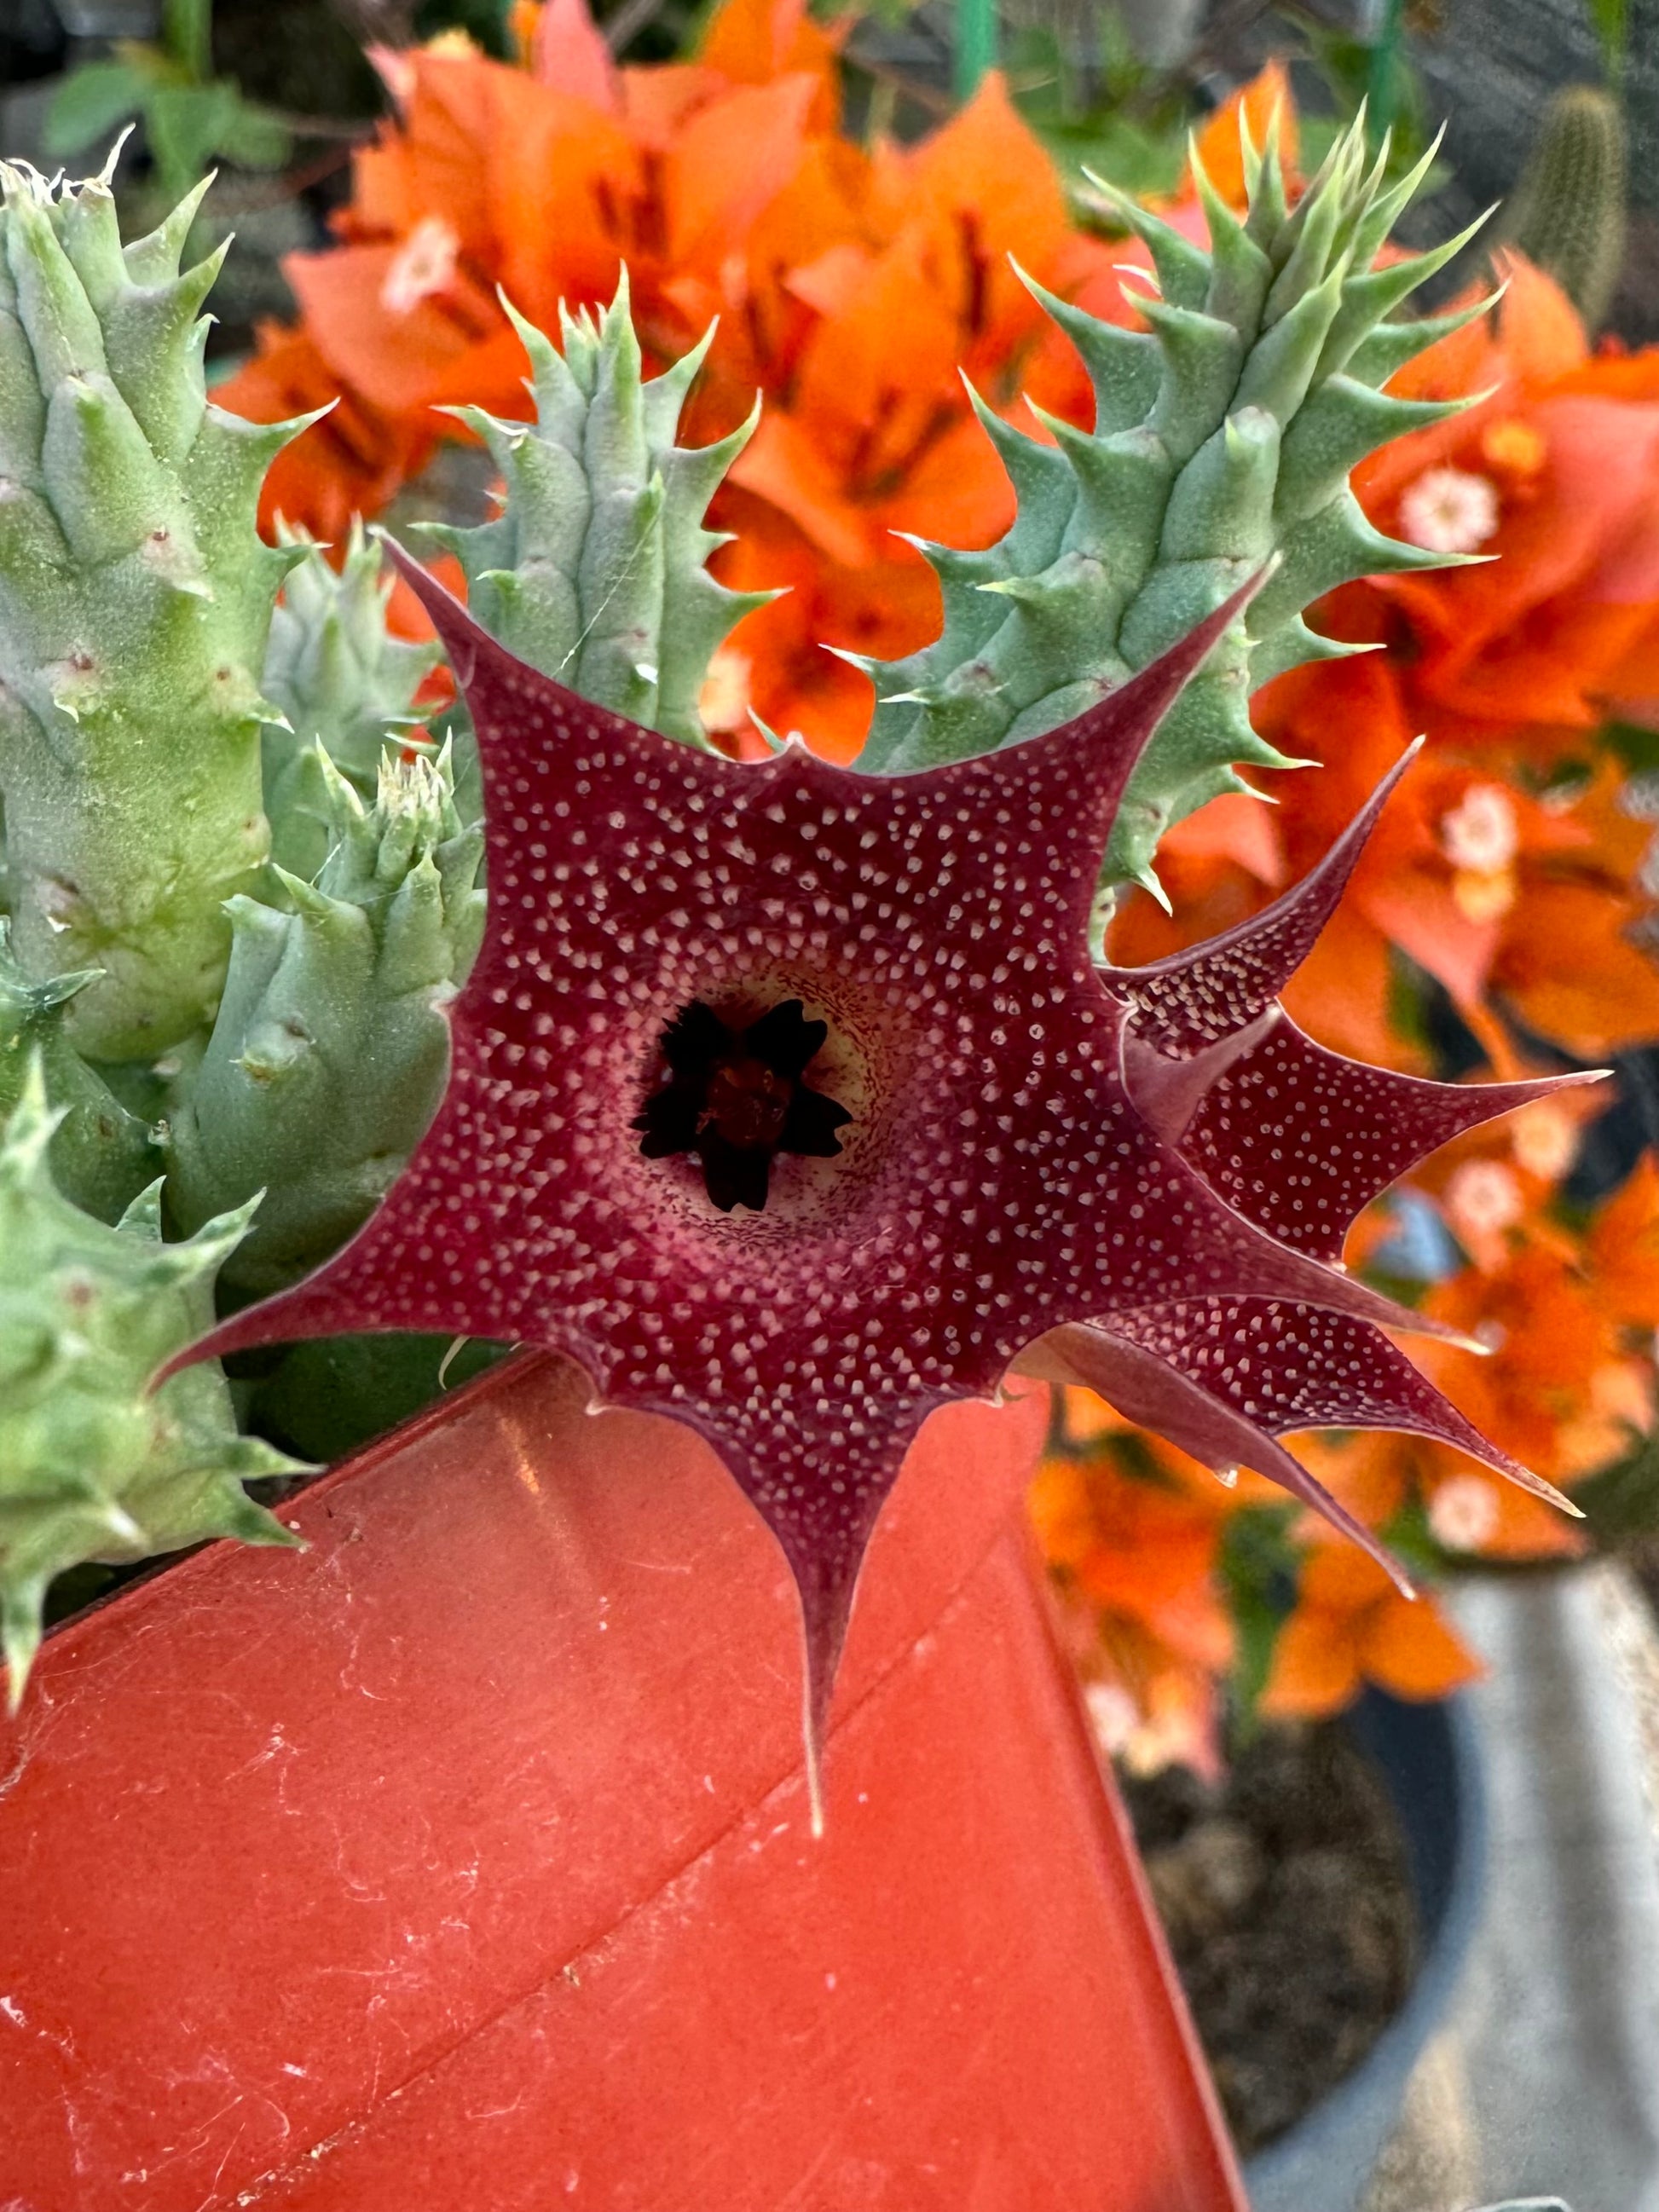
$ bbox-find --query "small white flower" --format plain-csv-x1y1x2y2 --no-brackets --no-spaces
1430,1474,1501,1551
697,648,753,734
1445,1158,1524,1243
1399,466,1500,555
1512,1100,1579,1183
380,217,460,316
1084,1680,1139,1755
1439,783,1519,874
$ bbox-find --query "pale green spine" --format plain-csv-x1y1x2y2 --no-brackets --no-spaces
0,1060,306,1707
858,116,1486,896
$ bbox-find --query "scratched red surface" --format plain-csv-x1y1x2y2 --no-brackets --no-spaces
0,1354,1246,2212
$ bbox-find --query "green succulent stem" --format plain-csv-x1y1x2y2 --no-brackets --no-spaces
261,519,443,878
0,155,313,1060
0,1057,307,1707
165,741,486,1296
858,114,1485,900
426,274,775,750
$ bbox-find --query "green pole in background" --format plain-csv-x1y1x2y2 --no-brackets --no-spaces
1365,0,1406,147
955,0,998,101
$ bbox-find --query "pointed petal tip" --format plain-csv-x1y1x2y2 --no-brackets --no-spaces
803,1675,829,1841
1535,1476,1584,1519
373,532,489,686
149,1275,352,1395
148,1320,238,1394
1446,1325,1498,1356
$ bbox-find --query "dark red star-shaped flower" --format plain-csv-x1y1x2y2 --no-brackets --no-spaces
174,550,1592,1818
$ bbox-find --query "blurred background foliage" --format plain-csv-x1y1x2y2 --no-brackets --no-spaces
6,0,1658,332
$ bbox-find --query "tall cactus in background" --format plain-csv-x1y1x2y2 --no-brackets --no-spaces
0,1062,306,1703
0,155,314,1060
1502,84,1628,335
858,118,1487,899
426,277,773,748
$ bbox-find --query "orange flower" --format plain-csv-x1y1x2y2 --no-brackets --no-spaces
1114,649,1659,1066
1032,1442,1240,1777
1587,1153,1659,1329
1084,1625,1225,1780
1031,1450,1236,1675
225,324,438,542
1355,257,1659,739
217,2,1143,752
1413,1244,1644,1488
1261,1542,1481,1718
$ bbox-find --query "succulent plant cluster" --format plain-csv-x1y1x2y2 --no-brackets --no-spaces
0,157,303,1065
0,128,1580,1767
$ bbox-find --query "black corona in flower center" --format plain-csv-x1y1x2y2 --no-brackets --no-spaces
633,998,854,1213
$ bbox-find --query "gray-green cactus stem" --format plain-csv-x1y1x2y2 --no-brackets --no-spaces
165,741,486,1295
262,518,442,878
858,115,1490,898
425,273,775,748
0,153,315,1060
0,1058,306,1707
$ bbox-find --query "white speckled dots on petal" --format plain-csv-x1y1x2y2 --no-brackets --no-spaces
173,549,1596,1785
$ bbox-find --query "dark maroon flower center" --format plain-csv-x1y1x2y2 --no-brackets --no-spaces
633,998,853,1213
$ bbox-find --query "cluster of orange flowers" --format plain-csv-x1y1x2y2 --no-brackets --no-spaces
222,0,1147,757
221,0,1659,1769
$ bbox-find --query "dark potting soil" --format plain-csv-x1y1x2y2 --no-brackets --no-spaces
1120,1720,1419,2157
